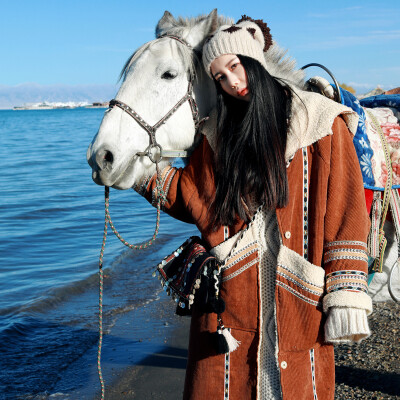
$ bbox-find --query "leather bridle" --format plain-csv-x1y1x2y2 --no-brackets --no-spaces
108,35,206,163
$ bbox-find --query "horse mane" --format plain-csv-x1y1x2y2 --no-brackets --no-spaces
155,13,233,38
264,43,306,89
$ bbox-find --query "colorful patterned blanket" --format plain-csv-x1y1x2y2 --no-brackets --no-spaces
340,89,400,190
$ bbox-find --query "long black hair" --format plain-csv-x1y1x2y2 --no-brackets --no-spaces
212,55,291,227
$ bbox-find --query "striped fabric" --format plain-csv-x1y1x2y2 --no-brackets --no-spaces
324,240,369,294
221,241,259,282
325,270,368,294
276,262,324,307
323,248,369,264
323,240,368,265
222,241,258,271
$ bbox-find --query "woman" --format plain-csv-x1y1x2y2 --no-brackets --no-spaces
135,16,372,400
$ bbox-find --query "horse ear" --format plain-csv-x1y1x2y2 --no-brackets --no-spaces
185,9,218,50
156,11,177,37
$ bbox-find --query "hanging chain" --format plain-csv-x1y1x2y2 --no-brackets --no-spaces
97,171,165,399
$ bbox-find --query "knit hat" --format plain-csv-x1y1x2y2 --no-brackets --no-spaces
202,15,273,78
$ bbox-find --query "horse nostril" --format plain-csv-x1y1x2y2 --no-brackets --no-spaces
95,148,114,170
104,151,113,163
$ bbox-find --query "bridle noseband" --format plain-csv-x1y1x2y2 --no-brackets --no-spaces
108,34,207,164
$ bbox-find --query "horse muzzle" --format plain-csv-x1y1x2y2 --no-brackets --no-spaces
87,143,120,187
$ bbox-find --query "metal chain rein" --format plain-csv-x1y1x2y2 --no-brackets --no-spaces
97,173,165,400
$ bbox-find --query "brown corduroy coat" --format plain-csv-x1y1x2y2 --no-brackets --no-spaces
136,91,372,399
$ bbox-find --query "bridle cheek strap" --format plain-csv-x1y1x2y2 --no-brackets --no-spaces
108,35,208,163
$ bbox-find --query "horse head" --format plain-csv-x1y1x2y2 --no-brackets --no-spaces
87,10,231,189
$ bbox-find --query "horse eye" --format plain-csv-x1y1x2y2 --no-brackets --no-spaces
161,70,178,80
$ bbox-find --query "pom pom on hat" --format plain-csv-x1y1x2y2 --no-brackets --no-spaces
202,15,272,77
236,15,273,52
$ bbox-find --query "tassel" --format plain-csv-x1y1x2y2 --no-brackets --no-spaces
214,327,230,354
221,327,241,352
213,318,241,354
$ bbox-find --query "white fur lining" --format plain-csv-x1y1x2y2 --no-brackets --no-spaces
285,86,358,162
277,245,325,288
323,290,373,315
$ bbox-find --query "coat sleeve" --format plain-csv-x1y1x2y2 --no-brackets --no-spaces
322,116,373,317
133,137,214,224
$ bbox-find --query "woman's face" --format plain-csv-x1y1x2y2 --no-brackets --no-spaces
210,54,250,101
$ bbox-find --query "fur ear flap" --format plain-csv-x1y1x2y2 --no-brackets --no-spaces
185,9,218,50
156,11,177,37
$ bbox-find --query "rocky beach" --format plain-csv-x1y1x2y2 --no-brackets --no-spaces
335,301,399,399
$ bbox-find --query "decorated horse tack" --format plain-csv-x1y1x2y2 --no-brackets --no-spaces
108,34,207,164
339,89,400,278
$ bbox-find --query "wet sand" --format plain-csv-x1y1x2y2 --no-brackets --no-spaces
89,293,190,400
104,317,190,399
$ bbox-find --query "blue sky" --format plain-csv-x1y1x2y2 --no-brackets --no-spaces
1,0,399,93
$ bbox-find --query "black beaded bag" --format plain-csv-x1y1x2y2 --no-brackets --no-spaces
154,236,225,316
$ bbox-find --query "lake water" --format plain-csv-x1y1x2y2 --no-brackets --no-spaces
0,109,197,399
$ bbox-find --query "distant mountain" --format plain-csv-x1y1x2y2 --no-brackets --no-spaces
0,83,119,109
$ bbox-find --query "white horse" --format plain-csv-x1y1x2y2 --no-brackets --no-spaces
87,10,398,302
86,10,218,190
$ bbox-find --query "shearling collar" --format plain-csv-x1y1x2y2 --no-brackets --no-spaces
200,87,358,161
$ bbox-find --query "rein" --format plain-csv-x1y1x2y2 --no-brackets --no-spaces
96,34,198,399
97,182,165,400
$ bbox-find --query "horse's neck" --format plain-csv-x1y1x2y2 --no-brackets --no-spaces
194,68,216,119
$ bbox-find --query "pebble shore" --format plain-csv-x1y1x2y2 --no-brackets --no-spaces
335,301,399,399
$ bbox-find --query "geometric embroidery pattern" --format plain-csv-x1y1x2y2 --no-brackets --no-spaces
222,241,258,271
134,175,151,196
150,166,176,207
224,343,230,399
324,240,368,248
277,264,324,296
303,148,309,260
323,248,369,264
309,348,318,400
222,257,259,282
325,270,368,294
276,280,322,307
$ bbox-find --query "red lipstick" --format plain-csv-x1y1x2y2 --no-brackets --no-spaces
238,88,249,97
